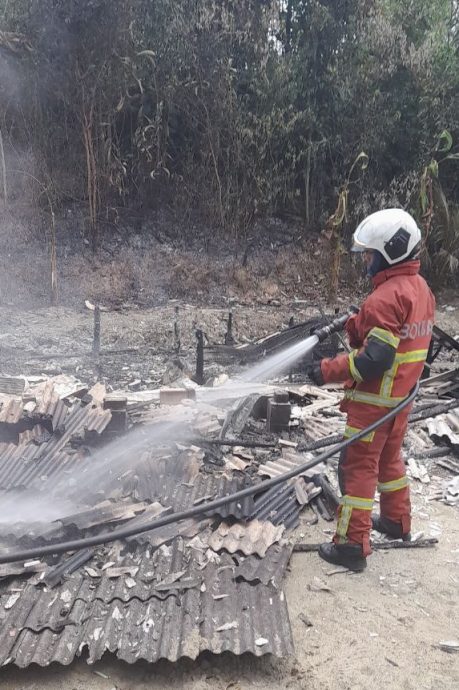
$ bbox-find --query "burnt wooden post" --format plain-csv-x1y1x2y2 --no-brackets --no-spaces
288,316,295,380
92,305,101,357
224,312,235,345
331,306,339,354
174,306,181,353
195,329,204,385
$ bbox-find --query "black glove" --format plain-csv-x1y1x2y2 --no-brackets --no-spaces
308,361,325,386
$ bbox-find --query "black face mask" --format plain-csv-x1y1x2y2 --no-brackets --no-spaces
367,250,390,277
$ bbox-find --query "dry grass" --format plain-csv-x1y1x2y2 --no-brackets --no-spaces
3,240,364,309
0,200,365,309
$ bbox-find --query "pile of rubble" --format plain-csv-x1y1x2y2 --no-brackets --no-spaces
0,359,457,668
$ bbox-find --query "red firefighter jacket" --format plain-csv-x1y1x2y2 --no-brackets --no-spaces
321,260,435,410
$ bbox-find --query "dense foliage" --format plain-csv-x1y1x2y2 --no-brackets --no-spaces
0,1,458,281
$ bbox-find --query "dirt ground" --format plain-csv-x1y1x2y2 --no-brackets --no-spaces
0,295,458,689
0,500,458,690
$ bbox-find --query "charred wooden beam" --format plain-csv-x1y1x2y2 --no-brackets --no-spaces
293,538,438,552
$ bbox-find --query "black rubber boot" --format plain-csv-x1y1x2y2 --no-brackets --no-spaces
318,542,367,572
371,515,411,541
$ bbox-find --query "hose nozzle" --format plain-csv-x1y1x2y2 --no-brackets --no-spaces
313,306,359,343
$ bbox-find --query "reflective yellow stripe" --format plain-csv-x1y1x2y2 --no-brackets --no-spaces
349,350,363,384
380,349,428,400
344,425,375,443
346,347,429,408
378,476,409,492
369,327,400,349
380,361,397,399
340,495,374,510
345,389,404,407
336,495,374,542
395,350,428,364
336,505,352,540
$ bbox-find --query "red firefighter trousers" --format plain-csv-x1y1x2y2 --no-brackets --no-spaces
334,408,411,556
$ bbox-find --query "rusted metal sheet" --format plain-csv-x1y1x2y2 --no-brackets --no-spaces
31,381,69,430
302,416,340,441
84,406,113,433
0,401,112,491
257,451,314,479
208,519,284,557
33,381,58,416
0,399,24,424
0,541,293,667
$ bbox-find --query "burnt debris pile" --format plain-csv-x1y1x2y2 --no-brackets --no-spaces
0,323,457,668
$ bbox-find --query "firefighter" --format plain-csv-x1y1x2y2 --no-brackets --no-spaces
310,209,435,571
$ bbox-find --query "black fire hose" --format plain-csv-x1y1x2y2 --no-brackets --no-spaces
0,382,419,564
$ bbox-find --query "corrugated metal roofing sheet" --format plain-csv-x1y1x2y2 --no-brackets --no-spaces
0,399,24,424
0,400,111,491
126,517,211,548
233,542,293,588
302,416,341,441
0,445,87,491
24,381,70,430
208,519,284,557
404,427,434,454
50,401,69,430
0,499,66,544
84,407,114,433
33,381,59,416
0,541,293,667
128,460,257,516
18,425,51,446
425,409,459,446
58,500,153,530
250,483,300,530
257,451,314,479
207,493,255,520
220,393,262,440
0,377,26,396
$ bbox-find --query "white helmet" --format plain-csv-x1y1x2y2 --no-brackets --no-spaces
352,209,422,265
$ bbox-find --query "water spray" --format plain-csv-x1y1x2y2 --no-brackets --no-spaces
0,381,419,565
0,306,364,559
